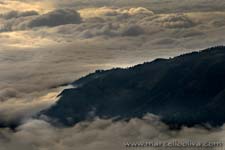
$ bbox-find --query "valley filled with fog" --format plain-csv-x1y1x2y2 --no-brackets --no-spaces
0,0,225,150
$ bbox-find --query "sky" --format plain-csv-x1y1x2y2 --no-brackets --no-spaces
0,0,225,149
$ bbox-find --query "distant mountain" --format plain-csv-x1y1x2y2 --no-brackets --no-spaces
43,46,225,127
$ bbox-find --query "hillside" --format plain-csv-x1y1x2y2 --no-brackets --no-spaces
43,46,225,127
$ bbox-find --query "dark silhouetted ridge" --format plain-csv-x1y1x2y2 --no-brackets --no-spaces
43,46,225,127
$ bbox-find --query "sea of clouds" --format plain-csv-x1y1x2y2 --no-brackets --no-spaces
0,114,225,150
0,1,225,149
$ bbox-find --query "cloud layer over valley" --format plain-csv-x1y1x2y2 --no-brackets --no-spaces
0,1,225,149
1,115,225,150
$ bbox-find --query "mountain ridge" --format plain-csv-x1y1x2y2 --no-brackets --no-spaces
43,46,225,127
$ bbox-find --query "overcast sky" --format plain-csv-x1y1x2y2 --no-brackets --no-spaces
0,1,225,149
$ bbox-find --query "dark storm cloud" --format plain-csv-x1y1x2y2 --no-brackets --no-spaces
0,10,39,20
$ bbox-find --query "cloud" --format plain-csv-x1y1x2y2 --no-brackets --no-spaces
0,114,224,150
79,7,154,18
0,9,82,31
0,88,20,102
154,14,195,28
31,0,225,14
0,10,38,19
211,19,225,27
121,25,145,36
0,0,50,13
26,8,198,40
0,91,59,126
26,9,81,28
